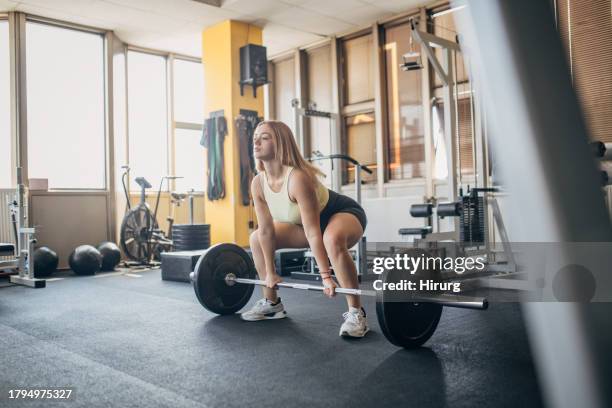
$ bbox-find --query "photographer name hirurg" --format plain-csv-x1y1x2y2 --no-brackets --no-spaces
371,254,487,294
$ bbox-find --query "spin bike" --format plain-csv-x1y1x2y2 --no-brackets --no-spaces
119,166,183,265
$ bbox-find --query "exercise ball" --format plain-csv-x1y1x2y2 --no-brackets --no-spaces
97,241,121,271
33,246,58,278
69,245,102,276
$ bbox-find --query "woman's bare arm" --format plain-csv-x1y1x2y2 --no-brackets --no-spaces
251,174,278,278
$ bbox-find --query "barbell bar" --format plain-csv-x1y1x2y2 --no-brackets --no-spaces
223,273,488,310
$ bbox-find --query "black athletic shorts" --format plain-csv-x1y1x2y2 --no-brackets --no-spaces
319,189,367,234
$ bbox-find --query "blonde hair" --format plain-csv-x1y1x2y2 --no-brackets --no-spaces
255,120,325,182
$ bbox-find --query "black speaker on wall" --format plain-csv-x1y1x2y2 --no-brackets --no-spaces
239,44,268,97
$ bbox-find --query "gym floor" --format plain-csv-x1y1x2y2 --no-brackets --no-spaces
0,270,544,408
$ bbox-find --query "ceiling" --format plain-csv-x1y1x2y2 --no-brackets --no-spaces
0,0,432,58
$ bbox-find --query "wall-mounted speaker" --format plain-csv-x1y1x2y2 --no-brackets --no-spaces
239,44,268,97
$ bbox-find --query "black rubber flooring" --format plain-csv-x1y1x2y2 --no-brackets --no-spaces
0,269,544,408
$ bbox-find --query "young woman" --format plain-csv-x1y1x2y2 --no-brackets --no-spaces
241,120,369,338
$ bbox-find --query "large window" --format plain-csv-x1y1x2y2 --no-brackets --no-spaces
173,58,204,192
127,51,168,191
0,20,11,188
384,22,425,180
26,22,106,189
341,34,377,185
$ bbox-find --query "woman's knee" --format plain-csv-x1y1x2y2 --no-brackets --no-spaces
323,231,346,259
249,229,261,251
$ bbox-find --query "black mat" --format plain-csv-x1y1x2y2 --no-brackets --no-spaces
0,270,544,408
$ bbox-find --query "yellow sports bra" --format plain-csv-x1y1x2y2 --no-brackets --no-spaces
261,166,329,225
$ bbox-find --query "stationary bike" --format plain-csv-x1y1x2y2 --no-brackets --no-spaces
119,166,183,265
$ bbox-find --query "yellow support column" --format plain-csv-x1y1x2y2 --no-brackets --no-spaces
202,20,263,246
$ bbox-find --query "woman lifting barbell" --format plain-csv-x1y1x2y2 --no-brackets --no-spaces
243,120,369,338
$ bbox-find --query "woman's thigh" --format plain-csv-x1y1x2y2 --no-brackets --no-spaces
273,222,309,249
323,212,364,250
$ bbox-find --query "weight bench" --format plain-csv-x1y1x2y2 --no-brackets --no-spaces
0,243,15,257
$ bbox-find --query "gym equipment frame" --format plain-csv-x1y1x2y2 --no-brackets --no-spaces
0,168,45,288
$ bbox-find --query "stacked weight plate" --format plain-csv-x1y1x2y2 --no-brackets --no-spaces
172,224,210,251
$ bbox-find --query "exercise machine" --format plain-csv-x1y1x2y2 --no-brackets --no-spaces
395,18,531,291
0,167,45,288
119,166,182,265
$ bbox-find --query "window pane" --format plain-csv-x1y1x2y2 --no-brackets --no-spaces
26,22,105,189
273,57,295,133
173,59,203,124
432,103,448,180
343,35,374,105
0,21,11,188
385,23,425,180
128,51,168,191
174,128,204,192
432,11,474,176
434,99,475,177
343,113,377,184
307,45,333,186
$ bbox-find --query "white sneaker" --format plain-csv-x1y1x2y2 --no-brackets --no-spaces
339,307,369,338
240,298,287,321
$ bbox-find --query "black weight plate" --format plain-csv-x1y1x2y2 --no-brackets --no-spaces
193,243,255,315
376,299,442,349
172,228,210,234
171,232,210,240
175,245,209,251
172,235,209,240
172,223,209,229
172,224,210,232
173,241,209,248
173,232,209,238
375,249,443,349
176,244,209,249
172,229,210,236
173,237,209,244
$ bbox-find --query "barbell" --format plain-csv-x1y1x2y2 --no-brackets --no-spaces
191,243,488,349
